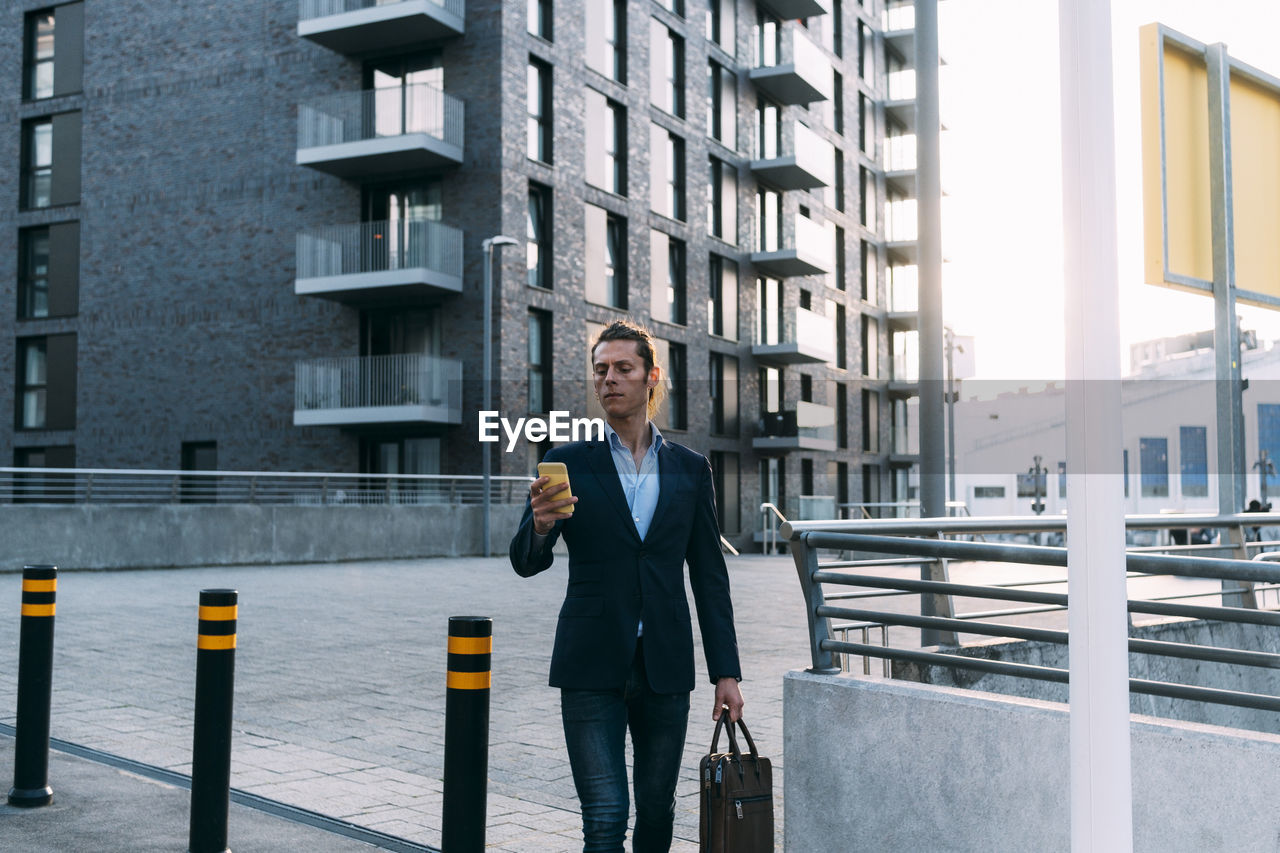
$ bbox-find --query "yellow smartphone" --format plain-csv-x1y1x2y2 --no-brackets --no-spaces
537,461,575,514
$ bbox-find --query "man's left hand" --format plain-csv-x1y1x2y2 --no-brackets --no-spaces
712,677,744,722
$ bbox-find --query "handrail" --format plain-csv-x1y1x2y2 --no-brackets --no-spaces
791,523,1280,713
760,502,787,555
0,467,532,506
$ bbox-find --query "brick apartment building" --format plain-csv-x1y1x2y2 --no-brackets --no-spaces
1,0,924,549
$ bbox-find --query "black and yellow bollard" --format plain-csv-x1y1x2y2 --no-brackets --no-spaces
442,616,492,853
8,565,57,808
188,589,237,853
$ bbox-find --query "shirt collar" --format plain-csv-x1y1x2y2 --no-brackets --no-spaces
604,421,664,456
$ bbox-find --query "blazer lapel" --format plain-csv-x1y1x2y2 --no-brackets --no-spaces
588,440,642,543
642,442,681,546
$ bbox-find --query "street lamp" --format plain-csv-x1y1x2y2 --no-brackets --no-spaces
944,327,964,514
482,235,519,558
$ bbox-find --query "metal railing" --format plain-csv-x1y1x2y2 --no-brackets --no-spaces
297,218,463,280
298,83,464,150
754,305,836,352
299,0,463,22
295,353,462,415
786,513,1280,713
760,502,788,555
0,468,530,506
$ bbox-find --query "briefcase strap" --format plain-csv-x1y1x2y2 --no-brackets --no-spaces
708,713,760,761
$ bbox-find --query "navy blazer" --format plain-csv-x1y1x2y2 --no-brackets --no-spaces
509,437,741,694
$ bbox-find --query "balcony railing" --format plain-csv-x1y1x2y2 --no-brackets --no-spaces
295,354,462,425
888,69,916,102
299,0,462,20
885,134,916,172
755,305,837,365
749,26,834,105
755,401,838,453
882,2,915,32
751,122,836,190
296,218,463,299
752,213,836,278
298,0,465,53
297,83,464,176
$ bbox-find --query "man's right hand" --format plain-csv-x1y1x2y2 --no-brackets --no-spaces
529,475,577,535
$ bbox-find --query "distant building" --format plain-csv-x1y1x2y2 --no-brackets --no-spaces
954,332,1280,517
1,0,926,549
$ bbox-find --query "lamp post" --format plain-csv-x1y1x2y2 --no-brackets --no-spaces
1255,450,1277,509
482,235,518,558
944,327,964,514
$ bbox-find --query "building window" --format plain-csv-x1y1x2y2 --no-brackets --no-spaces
527,183,552,289
1140,437,1169,498
760,366,780,413
529,310,553,413
586,204,627,308
651,21,685,117
710,352,739,436
756,187,781,252
833,226,847,291
836,382,848,448
974,486,1005,499
706,0,735,56
19,222,78,320
18,339,47,430
832,0,844,57
757,276,782,345
528,0,551,40
754,10,780,67
861,315,878,377
862,388,879,452
835,304,847,369
859,93,869,153
710,451,741,534
13,445,75,503
800,373,813,402
1180,425,1208,497
650,125,684,219
708,255,738,340
859,165,870,227
24,4,82,101
858,20,869,79
666,133,685,220
667,341,687,429
180,441,218,504
666,237,686,325
587,0,626,82
832,148,845,212
21,118,53,209
707,61,736,149
527,58,552,163
757,100,780,159
708,156,737,244
861,239,873,301
831,72,844,134
19,227,50,319
657,0,685,16
587,90,627,195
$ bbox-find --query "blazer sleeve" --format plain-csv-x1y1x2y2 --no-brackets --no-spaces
685,455,742,683
509,489,564,578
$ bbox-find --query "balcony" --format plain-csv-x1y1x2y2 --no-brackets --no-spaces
297,83,464,178
749,27,833,105
297,0,464,55
758,0,831,20
752,214,834,278
294,354,462,427
751,123,836,191
753,402,838,454
882,3,915,66
296,218,463,303
753,306,837,365
889,346,919,399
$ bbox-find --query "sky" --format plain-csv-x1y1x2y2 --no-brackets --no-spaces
936,0,1280,380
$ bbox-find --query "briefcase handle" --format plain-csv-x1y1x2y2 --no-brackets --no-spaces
709,710,760,761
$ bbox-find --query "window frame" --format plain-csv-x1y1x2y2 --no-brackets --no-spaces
527,57,553,164
526,182,552,290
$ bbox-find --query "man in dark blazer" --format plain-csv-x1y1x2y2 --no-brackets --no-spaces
510,320,743,853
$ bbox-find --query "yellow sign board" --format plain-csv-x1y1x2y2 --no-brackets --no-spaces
1140,23,1280,306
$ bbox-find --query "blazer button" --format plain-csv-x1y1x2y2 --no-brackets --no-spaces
637,549,646,559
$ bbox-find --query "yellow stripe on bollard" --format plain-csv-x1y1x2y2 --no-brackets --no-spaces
197,634,237,650
446,670,491,690
198,605,238,621
20,603,55,617
22,579,56,593
447,635,493,655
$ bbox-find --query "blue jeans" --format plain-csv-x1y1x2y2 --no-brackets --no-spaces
561,642,691,853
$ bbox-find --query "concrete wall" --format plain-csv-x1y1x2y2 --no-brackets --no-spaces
893,618,1280,735
784,672,1280,852
0,504,527,570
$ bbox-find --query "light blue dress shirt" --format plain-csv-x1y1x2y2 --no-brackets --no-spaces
603,421,664,541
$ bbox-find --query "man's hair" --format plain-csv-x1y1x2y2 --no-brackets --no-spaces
591,319,666,420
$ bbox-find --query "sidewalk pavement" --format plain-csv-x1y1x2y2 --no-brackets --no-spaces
0,554,823,852
0,734,382,852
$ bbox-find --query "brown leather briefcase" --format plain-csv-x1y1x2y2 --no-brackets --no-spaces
699,714,774,852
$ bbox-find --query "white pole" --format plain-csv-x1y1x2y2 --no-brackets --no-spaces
1058,0,1133,849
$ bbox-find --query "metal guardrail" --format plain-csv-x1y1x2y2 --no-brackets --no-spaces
788,513,1280,713
299,0,463,23
298,83,463,150
0,468,531,506
295,354,463,416
297,218,463,281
